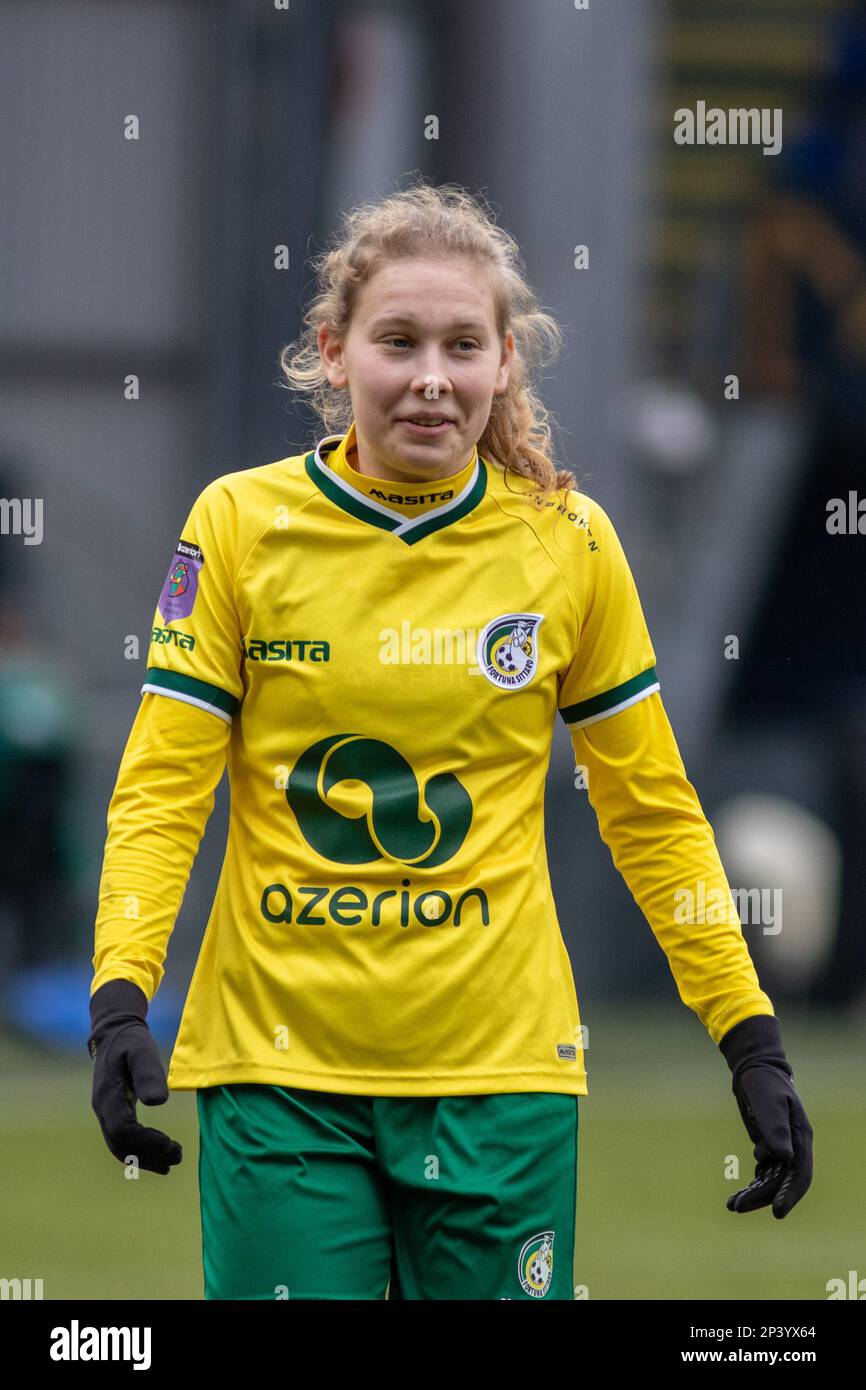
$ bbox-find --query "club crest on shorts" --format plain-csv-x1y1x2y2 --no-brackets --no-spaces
477,612,544,689
518,1230,555,1298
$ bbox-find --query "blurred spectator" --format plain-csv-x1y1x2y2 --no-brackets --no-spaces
0,466,81,996
734,1,866,1005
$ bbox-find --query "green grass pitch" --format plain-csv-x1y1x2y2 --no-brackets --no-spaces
0,1004,862,1300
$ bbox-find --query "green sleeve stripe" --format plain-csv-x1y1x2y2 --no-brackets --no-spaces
141,667,239,721
558,666,659,728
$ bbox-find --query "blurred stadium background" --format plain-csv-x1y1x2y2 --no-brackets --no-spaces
1,0,864,1300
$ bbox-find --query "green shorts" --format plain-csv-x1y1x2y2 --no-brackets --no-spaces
196,1085,580,1300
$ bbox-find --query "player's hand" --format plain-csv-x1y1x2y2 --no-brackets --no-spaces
718,1014,813,1219
88,978,183,1175
726,1062,813,1217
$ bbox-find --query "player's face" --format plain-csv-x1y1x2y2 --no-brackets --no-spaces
318,256,514,483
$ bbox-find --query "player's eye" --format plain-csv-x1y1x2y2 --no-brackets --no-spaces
382,336,479,352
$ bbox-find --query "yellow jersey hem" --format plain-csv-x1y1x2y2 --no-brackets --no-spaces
168,1062,588,1097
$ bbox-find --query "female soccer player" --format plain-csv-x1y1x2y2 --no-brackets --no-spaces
88,181,813,1301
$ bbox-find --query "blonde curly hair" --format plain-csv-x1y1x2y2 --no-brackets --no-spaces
278,178,578,498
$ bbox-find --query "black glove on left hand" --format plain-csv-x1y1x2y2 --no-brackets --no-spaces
88,978,183,1175
719,1014,813,1219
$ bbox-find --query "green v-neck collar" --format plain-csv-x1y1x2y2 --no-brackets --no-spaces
305,434,488,545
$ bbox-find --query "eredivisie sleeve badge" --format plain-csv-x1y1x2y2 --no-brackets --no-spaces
158,538,204,623
476,612,544,689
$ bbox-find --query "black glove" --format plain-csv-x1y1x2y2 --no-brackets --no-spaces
719,1013,812,1219
88,978,183,1175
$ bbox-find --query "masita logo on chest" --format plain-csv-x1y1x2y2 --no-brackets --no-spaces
243,638,331,661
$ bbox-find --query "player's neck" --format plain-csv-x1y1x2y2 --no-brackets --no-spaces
347,441,475,486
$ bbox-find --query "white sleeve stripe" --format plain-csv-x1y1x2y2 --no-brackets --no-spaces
140,684,233,724
563,681,659,730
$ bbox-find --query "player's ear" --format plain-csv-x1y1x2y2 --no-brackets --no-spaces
318,324,348,387
494,328,515,393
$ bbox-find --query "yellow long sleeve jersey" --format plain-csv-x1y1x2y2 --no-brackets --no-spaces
92,422,774,1095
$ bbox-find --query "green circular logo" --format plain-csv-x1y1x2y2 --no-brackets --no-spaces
286,734,472,867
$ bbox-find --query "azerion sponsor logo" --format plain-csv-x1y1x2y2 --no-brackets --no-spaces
49,1321,151,1371
261,878,489,929
286,733,472,867
262,733,490,929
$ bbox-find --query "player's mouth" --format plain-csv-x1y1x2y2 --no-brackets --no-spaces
397,415,456,436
